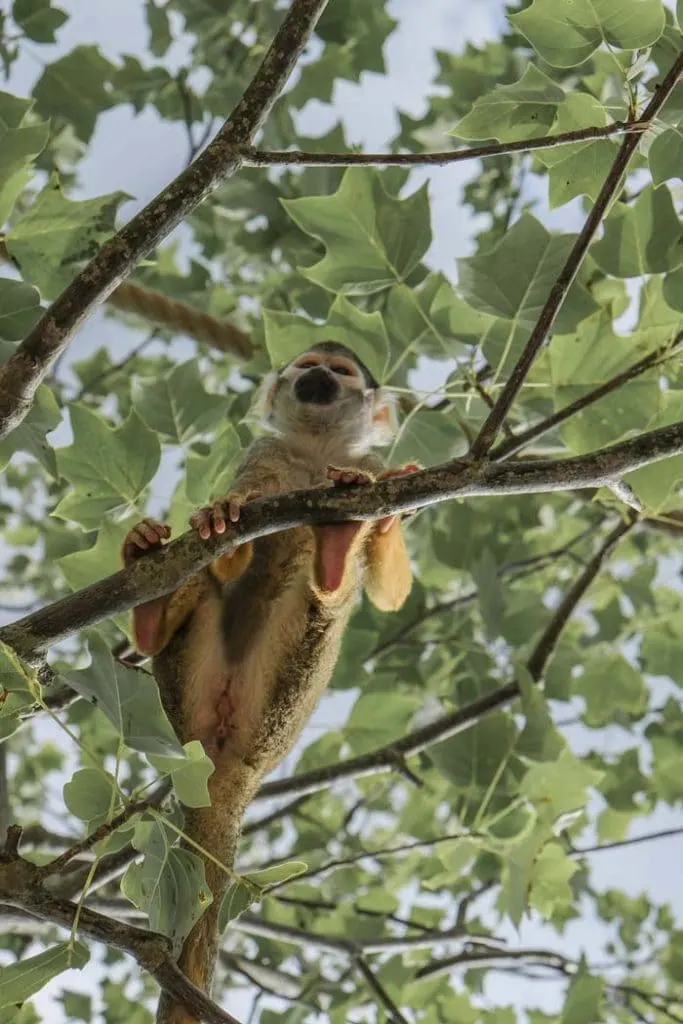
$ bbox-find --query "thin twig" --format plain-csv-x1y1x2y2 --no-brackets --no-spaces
242,120,648,167
468,53,683,459
356,956,410,1024
492,330,683,461
575,825,683,856
39,782,171,879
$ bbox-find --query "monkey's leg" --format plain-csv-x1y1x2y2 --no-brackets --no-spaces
312,467,375,595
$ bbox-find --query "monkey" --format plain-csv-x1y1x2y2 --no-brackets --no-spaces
121,342,420,1023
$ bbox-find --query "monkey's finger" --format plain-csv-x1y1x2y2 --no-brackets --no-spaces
212,502,227,534
145,518,171,540
130,528,152,549
190,508,213,540
138,520,161,545
228,500,242,523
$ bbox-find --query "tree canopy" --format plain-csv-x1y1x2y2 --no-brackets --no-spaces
0,0,682,1022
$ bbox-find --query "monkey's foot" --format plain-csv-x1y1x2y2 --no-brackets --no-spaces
122,519,171,564
326,466,375,487
376,463,422,534
191,492,264,539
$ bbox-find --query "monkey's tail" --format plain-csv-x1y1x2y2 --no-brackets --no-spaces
156,759,261,1024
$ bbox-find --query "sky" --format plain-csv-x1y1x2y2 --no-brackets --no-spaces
3,0,683,1021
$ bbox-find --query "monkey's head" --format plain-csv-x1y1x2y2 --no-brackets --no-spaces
256,342,397,452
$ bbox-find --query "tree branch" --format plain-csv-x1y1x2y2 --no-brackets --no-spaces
242,120,647,166
0,422,679,661
492,330,683,462
257,517,632,801
468,52,683,459
39,781,171,881
355,956,410,1024
0,857,243,1024
0,0,329,439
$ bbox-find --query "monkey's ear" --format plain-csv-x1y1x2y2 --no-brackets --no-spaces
250,370,279,429
370,388,398,445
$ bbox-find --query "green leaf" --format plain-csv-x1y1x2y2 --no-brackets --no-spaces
32,44,115,142
575,650,648,726
521,748,602,825
0,91,50,223
65,632,184,757
452,65,565,142
516,665,565,762
242,859,308,889
664,265,683,312
63,767,118,824
512,0,665,68
345,690,421,755
122,819,212,956
528,841,579,917
471,549,504,640
499,824,550,926
0,639,37,692
148,741,215,808
58,518,132,592
591,184,683,277
561,968,604,1023
457,213,598,373
534,93,619,208
649,127,683,184
282,168,431,295
264,294,390,384
0,279,42,340
183,422,243,505
0,380,61,476
12,0,67,43
218,879,255,930
0,942,89,1007
60,991,92,1023
53,406,160,528
429,711,523,828
132,360,229,443
7,176,129,298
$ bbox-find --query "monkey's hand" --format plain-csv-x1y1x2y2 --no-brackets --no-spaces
375,463,422,534
121,520,173,656
121,518,171,564
190,478,281,540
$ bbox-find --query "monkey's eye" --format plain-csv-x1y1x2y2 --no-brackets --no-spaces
332,365,353,376
296,359,318,370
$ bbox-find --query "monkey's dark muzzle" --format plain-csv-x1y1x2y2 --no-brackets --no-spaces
294,367,340,405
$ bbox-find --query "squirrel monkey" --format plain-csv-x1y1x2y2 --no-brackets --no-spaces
121,342,419,1023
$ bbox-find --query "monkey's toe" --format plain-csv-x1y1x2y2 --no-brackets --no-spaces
327,466,374,487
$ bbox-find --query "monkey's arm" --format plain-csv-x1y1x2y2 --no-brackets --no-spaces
364,519,413,612
122,520,251,656
363,463,420,612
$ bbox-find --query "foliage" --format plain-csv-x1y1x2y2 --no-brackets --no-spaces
0,0,682,1022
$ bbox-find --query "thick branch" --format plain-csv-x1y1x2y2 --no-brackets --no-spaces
469,52,683,459
257,517,632,800
242,120,647,166
0,0,329,439
1,422,679,661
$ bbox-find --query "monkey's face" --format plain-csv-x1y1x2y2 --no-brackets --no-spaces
261,347,396,451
